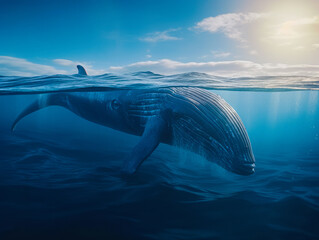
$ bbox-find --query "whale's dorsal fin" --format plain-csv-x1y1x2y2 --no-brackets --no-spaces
77,65,88,75
122,116,166,174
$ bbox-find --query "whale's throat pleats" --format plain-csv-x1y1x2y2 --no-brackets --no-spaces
172,116,220,159
167,87,251,162
127,91,163,129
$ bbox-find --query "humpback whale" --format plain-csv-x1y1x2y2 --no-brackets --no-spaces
12,66,255,175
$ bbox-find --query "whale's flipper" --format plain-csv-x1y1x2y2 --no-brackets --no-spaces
122,116,166,174
77,65,87,75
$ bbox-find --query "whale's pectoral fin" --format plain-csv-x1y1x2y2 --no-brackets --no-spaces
122,116,166,175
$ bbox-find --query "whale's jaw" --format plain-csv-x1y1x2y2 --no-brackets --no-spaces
232,162,255,175
220,153,255,175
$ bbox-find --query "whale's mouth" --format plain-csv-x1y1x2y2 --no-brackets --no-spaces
232,162,255,175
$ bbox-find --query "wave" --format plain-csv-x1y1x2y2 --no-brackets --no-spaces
0,72,319,95
1,130,318,206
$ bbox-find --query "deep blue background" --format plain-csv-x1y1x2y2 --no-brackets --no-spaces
0,90,318,239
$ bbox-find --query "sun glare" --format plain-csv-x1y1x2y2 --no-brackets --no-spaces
250,0,319,63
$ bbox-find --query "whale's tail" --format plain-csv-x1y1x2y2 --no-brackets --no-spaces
11,94,65,132
12,65,87,131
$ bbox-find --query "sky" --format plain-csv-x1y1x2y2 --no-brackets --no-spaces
0,0,319,76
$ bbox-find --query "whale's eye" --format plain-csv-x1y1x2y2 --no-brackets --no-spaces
111,99,120,110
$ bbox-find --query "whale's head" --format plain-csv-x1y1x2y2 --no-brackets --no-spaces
88,90,134,131
209,127,255,176
207,98,256,176
206,130,255,175
99,89,158,134
223,145,255,176
171,88,256,176
101,88,256,175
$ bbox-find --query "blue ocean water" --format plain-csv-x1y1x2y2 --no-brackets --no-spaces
0,72,318,239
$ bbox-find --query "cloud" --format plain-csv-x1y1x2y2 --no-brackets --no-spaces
0,56,106,76
195,12,319,59
140,29,182,42
264,16,319,52
211,51,231,58
270,16,319,41
109,59,319,77
53,58,106,75
194,13,265,41
0,56,67,76
2,56,319,78
53,59,75,66
264,15,319,53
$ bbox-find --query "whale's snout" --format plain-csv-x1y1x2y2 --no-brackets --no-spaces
232,162,255,175
231,154,255,175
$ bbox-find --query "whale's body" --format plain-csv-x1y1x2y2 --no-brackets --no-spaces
12,67,255,175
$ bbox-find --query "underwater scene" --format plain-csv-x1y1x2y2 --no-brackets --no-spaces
0,72,318,239
2,0,319,239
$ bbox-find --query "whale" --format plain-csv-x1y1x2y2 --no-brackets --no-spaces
12,66,255,175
